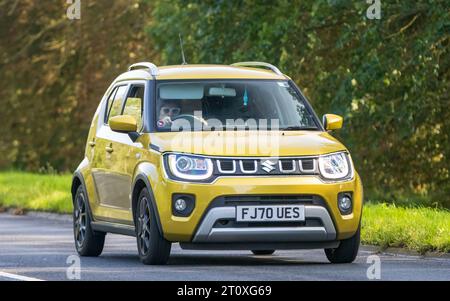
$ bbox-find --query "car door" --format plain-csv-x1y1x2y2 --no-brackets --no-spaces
110,83,146,210
91,84,130,211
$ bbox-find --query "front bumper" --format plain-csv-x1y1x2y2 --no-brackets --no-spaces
192,205,336,242
152,173,363,243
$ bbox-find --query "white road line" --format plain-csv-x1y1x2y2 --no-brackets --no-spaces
0,271,44,281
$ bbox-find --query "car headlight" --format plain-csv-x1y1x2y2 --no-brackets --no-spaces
166,154,213,181
318,152,352,180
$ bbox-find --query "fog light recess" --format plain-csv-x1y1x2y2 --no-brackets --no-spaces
338,192,353,215
172,194,195,217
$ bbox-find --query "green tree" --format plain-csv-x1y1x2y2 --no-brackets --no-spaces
149,0,449,206
0,0,448,207
0,0,158,171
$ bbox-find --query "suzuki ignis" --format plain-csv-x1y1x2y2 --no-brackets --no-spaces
71,62,363,265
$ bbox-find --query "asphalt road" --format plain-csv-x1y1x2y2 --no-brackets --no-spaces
0,213,449,281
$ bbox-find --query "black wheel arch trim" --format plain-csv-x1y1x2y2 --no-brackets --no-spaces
71,171,95,223
131,174,164,236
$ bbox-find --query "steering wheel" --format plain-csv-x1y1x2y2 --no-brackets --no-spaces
171,114,208,126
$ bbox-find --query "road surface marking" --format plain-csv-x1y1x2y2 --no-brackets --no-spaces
0,271,44,281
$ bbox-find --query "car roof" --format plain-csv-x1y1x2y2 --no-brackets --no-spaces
114,64,288,82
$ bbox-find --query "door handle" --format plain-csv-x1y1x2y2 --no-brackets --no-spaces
105,146,114,153
88,141,96,147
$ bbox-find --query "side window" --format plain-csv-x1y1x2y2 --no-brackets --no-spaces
107,85,128,123
122,85,144,130
104,87,118,123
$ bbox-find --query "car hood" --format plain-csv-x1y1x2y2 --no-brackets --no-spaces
149,131,347,157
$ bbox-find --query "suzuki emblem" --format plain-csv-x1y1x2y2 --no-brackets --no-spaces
261,160,276,173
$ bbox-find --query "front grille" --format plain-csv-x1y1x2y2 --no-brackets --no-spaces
241,160,258,173
217,160,235,173
201,195,329,229
224,195,315,205
214,157,318,176
213,218,323,228
300,158,315,172
280,160,295,172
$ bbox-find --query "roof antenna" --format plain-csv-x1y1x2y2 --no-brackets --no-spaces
179,34,187,65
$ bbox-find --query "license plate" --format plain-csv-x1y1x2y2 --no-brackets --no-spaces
236,205,305,222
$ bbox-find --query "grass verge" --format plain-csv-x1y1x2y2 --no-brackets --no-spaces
0,171,72,213
361,202,450,254
0,172,449,253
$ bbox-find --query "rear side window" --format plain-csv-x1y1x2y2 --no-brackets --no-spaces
106,85,128,123
122,85,144,130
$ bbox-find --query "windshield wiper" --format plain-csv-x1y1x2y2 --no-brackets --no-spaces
279,126,319,131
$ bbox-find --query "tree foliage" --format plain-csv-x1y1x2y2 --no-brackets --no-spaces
150,0,449,206
0,1,448,206
0,0,157,171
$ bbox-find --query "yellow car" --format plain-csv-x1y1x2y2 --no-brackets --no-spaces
71,61,363,265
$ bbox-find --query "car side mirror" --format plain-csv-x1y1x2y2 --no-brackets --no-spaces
109,115,137,132
109,115,140,142
323,114,343,131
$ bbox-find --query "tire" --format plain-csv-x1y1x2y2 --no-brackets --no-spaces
73,185,105,257
136,188,171,265
325,224,360,264
251,250,275,256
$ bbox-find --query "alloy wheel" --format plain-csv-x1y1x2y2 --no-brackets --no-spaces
138,197,152,255
74,192,87,248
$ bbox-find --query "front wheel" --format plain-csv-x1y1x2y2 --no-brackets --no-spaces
136,188,171,265
325,224,360,264
73,186,105,257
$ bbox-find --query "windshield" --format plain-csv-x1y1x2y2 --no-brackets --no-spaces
155,80,319,131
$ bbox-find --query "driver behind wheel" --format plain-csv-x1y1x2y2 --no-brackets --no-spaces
157,101,181,127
